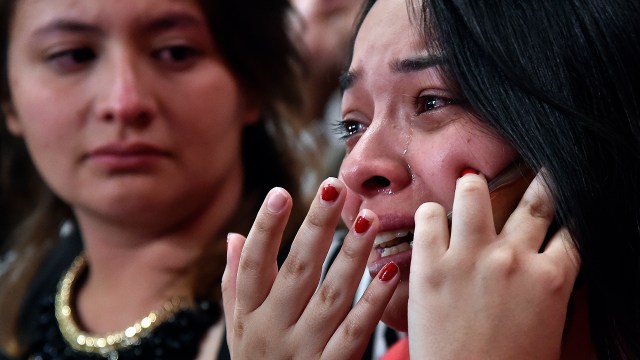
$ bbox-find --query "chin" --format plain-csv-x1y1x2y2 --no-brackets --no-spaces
381,281,409,332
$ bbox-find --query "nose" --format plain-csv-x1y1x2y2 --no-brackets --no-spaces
96,51,156,127
339,123,412,197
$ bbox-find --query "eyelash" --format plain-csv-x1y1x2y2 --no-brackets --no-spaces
152,45,202,66
46,47,96,72
413,94,456,116
335,95,457,140
333,119,365,140
44,43,202,73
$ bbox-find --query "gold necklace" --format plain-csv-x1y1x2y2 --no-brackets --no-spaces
55,255,186,356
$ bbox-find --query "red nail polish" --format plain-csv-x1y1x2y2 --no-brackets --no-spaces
354,215,371,234
321,184,339,202
460,168,480,177
378,262,399,281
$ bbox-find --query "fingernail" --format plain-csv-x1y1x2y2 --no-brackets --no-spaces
378,262,399,281
460,168,480,177
267,188,287,213
354,211,372,234
227,233,233,243
321,182,339,202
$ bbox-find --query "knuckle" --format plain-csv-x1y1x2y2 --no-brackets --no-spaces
357,287,377,308
537,261,569,294
233,314,246,337
316,283,343,309
282,254,310,279
522,190,554,220
339,241,361,263
416,202,446,222
487,246,519,276
238,253,260,274
457,177,487,195
253,216,273,234
339,318,365,345
304,209,327,233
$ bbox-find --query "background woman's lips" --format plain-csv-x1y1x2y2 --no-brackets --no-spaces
87,142,171,171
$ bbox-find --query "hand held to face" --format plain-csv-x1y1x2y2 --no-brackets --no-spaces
409,171,581,359
448,159,536,234
222,178,400,359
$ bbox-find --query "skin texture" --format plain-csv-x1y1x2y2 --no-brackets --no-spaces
5,0,257,333
222,0,581,358
338,0,518,331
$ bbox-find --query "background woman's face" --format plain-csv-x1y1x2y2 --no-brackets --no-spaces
339,0,518,331
4,0,258,230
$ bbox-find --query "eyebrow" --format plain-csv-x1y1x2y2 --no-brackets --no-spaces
33,19,103,37
142,12,205,34
392,54,446,73
339,70,358,94
32,12,205,39
340,54,447,93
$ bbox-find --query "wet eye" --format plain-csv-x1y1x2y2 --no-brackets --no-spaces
47,47,96,72
414,95,455,115
154,45,201,68
333,119,367,140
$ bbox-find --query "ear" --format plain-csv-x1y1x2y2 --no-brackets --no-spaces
2,101,23,136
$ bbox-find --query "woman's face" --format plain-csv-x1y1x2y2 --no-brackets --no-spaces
4,0,258,231
339,0,518,331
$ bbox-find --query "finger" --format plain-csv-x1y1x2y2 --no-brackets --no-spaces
221,232,246,346
236,187,292,312
449,172,495,251
500,172,555,251
268,177,346,324
542,227,581,291
323,262,400,360
413,202,450,263
299,209,378,342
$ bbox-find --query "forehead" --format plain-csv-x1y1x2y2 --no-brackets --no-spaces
10,0,204,34
352,0,425,67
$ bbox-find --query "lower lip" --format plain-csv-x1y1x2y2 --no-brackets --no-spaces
368,249,412,279
89,153,166,171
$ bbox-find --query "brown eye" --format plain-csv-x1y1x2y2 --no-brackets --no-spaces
153,45,201,69
334,119,367,140
414,95,454,115
47,47,96,72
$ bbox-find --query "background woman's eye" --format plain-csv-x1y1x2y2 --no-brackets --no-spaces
47,48,96,72
333,119,366,140
414,95,455,115
155,45,200,67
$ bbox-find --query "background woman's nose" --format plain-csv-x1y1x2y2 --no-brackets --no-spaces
339,129,412,197
96,54,156,127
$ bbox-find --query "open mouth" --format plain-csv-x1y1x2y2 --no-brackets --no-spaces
374,230,414,257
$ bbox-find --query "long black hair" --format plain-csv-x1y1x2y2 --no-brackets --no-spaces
422,0,640,357
355,0,640,357
404,0,640,358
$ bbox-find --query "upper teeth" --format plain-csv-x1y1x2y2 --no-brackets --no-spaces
374,230,413,246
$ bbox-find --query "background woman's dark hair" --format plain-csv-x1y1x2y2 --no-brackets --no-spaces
0,0,308,355
353,0,640,357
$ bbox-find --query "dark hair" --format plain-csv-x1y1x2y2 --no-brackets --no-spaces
0,0,308,355
423,0,640,357
357,0,640,357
